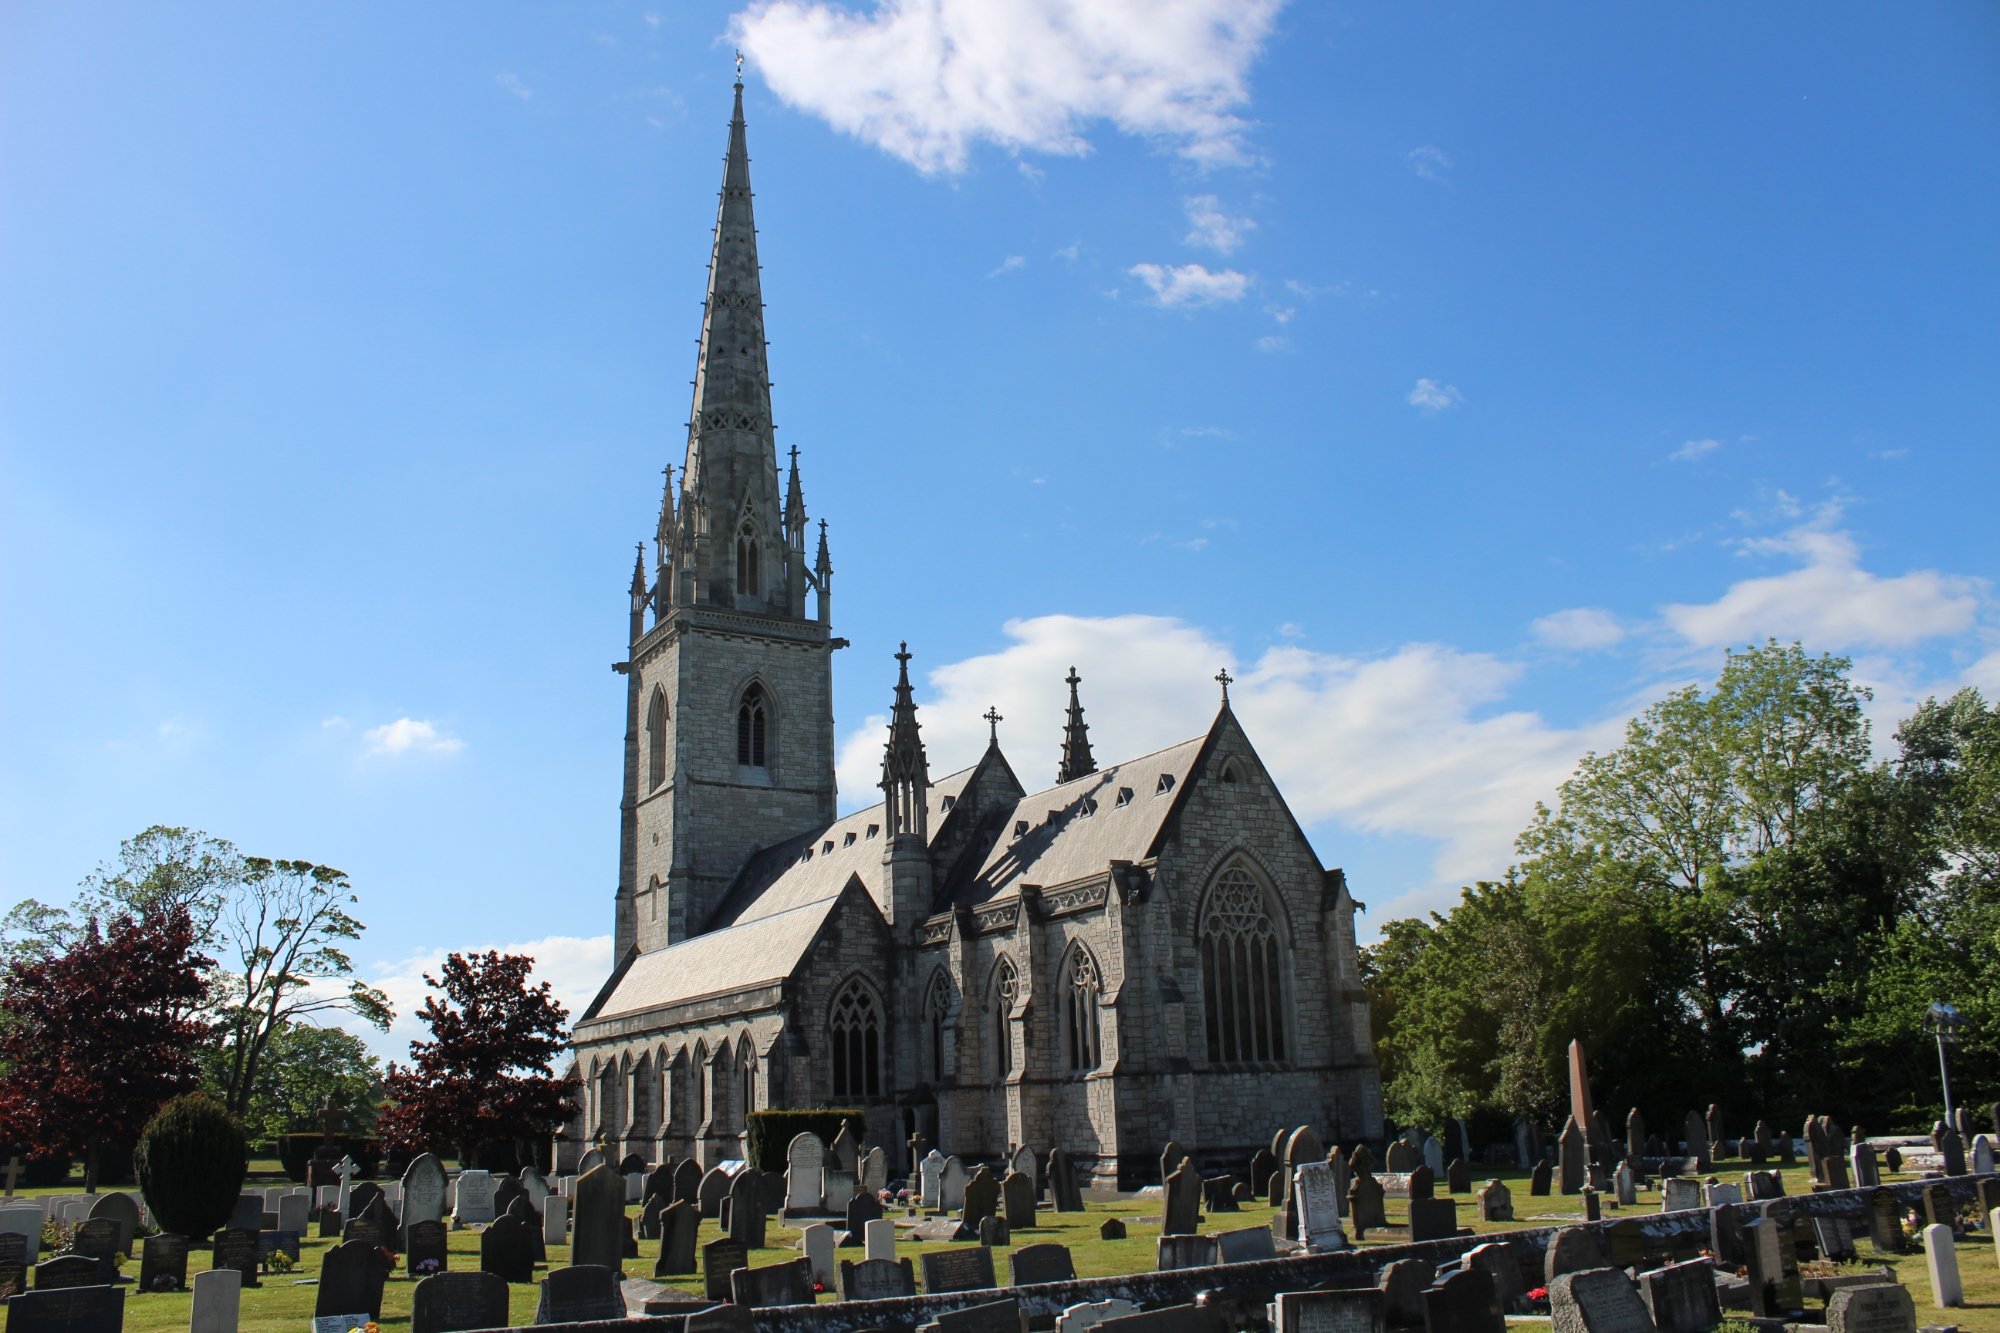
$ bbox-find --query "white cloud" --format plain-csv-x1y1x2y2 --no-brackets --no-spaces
1671,437,1722,462
1128,262,1250,308
1531,607,1628,652
1406,144,1451,182
1662,520,1985,650
496,71,533,101
347,934,613,1064
835,614,1625,903
1407,378,1461,411
362,717,466,757
987,254,1026,277
1255,334,1288,353
730,0,1283,174
1183,195,1254,254
1053,241,1081,261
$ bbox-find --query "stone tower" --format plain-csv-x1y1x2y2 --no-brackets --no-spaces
615,79,837,958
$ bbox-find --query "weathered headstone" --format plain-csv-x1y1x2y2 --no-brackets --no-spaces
702,1239,748,1304
839,1256,917,1301
1098,1218,1125,1241
536,1263,626,1324
1347,1169,1386,1240
569,1164,626,1274
1464,1241,1526,1316
978,1214,1010,1247
940,1156,970,1211
844,1189,883,1245
1161,1163,1201,1237
785,1134,826,1216
5,1285,124,1333
1444,1158,1471,1195
1558,1116,1587,1195
1939,1127,1967,1178
728,1168,767,1248
189,1269,239,1333
921,1245,998,1294
672,1159,701,1206
1637,1258,1719,1333
1290,1161,1344,1252
1529,1160,1552,1197
32,1257,99,1291
1545,1227,1609,1287
1613,1162,1637,1206
1742,1217,1802,1317
1001,1170,1036,1229
1825,1283,1917,1333
478,1213,536,1284
698,1167,730,1219
1408,1196,1458,1242
1156,1234,1221,1271
1660,1177,1700,1212
651,1200,698,1278
317,1239,390,1321
69,1219,120,1284
449,1170,495,1228
1549,1267,1652,1333
927,1296,1028,1333
1478,1179,1512,1223
1378,1257,1436,1329
962,1165,1002,1233
1684,1111,1711,1172
1047,1148,1083,1213
83,1194,138,1258
410,1271,510,1333
1424,1268,1504,1333
402,1154,449,1231
1383,1140,1417,1173
1407,1164,1434,1201
1058,1300,1141,1333
540,1195,568,1248
1270,1289,1383,1333
799,1222,837,1292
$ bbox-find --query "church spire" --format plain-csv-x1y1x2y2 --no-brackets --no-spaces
1057,666,1097,782
676,76,793,614
881,643,930,842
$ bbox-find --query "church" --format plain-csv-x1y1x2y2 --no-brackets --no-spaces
565,81,1383,1188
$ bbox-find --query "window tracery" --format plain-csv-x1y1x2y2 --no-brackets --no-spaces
1199,864,1288,1066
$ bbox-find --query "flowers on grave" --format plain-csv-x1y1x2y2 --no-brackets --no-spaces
415,1257,443,1275
265,1252,296,1274
813,1281,827,1294
1524,1287,1549,1312
149,1274,183,1292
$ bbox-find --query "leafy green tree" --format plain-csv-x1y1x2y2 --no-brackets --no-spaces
205,1022,381,1145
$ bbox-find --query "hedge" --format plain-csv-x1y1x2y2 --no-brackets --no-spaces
274,1133,383,1181
745,1109,864,1171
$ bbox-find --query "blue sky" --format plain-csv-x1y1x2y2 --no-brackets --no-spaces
3,3,1995,1059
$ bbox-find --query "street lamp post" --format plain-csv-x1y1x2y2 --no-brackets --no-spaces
1927,1002,1964,1126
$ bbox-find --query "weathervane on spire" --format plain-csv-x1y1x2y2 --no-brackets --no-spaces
734,48,745,81
1215,667,1233,703
984,706,1003,743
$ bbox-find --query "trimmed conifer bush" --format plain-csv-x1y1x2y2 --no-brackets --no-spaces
135,1093,246,1239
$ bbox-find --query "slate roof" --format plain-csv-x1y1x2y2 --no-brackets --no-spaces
942,734,1207,906
591,894,843,1020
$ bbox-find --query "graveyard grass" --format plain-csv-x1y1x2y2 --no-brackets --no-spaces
12,1162,1999,1333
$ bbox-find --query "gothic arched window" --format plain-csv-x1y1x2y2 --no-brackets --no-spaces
1199,863,1289,1066
990,957,1019,1080
737,684,768,768
646,689,669,789
629,1052,654,1135
736,520,760,596
691,1042,708,1128
595,1059,621,1138
1060,946,1103,1073
923,970,955,1084
829,978,882,1099
740,1047,757,1121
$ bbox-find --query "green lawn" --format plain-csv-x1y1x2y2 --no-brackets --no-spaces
8,1159,1996,1333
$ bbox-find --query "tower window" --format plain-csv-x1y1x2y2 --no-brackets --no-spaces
737,684,768,767
646,689,669,789
735,520,761,596
829,978,883,1099
1198,863,1288,1067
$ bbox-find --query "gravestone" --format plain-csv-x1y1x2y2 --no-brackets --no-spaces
1883,1145,1901,1174
1626,1109,1647,1162
1850,1141,1881,1189
922,1245,998,1294
1637,1258,1719,1333
1529,1160,1552,1196
928,1296,1028,1333
1444,1159,1470,1194
1011,1242,1077,1286
1465,1242,1526,1315
638,1194,665,1242
1558,1117,1587,1194
1378,1257,1435,1328
1751,1119,1772,1164
275,1194,309,1237
839,1256,917,1301
1865,1189,1904,1253
1743,1218,1802,1317
1970,1134,1995,1175
1059,1300,1142,1333
406,1219,448,1279
920,1150,947,1209
1160,1140,1185,1185
479,1214,536,1284
653,1200,698,1278
1248,1149,1277,1198
0,1206,41,1263
1384,1140,1417,1173
864,1217,897,1261
1161,1162,1201,1236
1545,1227,1609,1286
1939,1128,1967,1178
494,1179,528,1224
1613,1163,1636,1206
69,1219,120,1283
821,1169,857,1215
540,1196,568,1248
830,1123,860,1174
1408,1197,1457,1242
1157,1235,1221,1271
189,1269,239,1333
211,1229,259,1288
410,1271,510,1333
1424,1268,1504,1333
731,1256,815,1309
1407,1164,1434,1201
317,1240,389,1321
1683,1112,1711,1172
83,1194,139,1257
1047,1148,1084,1213
535,1264,626,1324
402,1154,449,1230
1549,1267,1652,1333
702,1238,748,1303
860,1146,889,1195
32,1257,99,1291
570,1164,627,1274
358,1195,400,1247
451,1171,496,1227
1099,1218,1125,1241
644,1163,674,1204
1294,1162,1345,1252
348,1180,384,1224
673,1159,701,1205
799,1222,837,1292
844,1189,883,1245
1421,1136,1444,1178
1215,1226,1276,1265
1478,1179,1512,1223
1703,1180,1742,1208
1001,1170,1036,1228
728,1169,766,1247
1346,1169,1386,1240
962,1166,1002,1233
5,1285,124,1333
1825,1282,1917,1333
978,1215,1010,1247
940,1157,970,1211
1922,1222,1962,1308
785,1134,826,1216
1271,1289,1384,1333
137,1234,188,1293
1660,1177,1700,1212
698,1168,730,1219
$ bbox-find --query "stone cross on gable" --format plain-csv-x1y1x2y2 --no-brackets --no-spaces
984,707,1003,743
1215,668,1233,702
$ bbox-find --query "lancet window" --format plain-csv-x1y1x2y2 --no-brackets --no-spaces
736,684,768,768
829,978,882,1099
1060,946,1103,1072
1198,863,1288,1066
991,957,1019,1080
646,688,669,789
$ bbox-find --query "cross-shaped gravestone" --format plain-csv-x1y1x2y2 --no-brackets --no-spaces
335,1156,359,1224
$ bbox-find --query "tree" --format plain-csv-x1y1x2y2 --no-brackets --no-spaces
208,857,392,1119
0,827,393,1121
377,951,579,1165
205,1021,381,1146
0,908,212,1189
135,1093,247,1241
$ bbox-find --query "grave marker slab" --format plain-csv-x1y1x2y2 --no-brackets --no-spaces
410,1272,510,1333
5,1284,124,1333
188,1269,237,1333
541,1195,568,1248
406,1219,448,1279
1637,1258,1719,1333
702,1238,748,1303
1215,1226,1276,1265
729,1257,815,1309
135,1235,187,1294
1009,1242,1076,1286
1825,1283,1917,1333
924,1296,1026,1333
1549,1266,1654,1333
451,1171,496,1227
1270,1289,1385,1333
1922,1222,1962,1307
922,1245,998,1294
839,1256,916,1301
799,1223,837,1292
1156,1235,1220,1271
1058,1300,1140,1333
654,1200,698,1278
1423,1268,1503,1333
478,1214,536,1284
31,1258,98,1292
570,1164,626,1274
316,1240,389,1321
785,1134,826,1216
864,1217,897,1261
210,1230,259,1288
1001,1171,1036,1229
534,1264,626,1324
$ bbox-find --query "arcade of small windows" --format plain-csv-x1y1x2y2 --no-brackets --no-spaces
737,685,768,767
829,978,882,1099
1199,864,1289,1066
